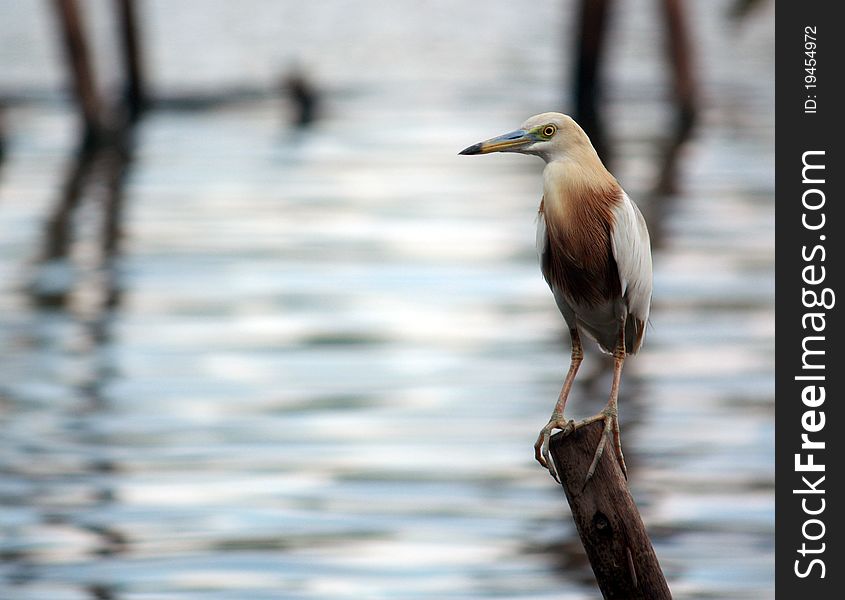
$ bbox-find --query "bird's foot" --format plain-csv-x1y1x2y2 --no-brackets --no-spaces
576,407,627,484
534,408,627,485
533,417,576,483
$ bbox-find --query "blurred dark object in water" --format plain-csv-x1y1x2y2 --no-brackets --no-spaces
572,0,611,165
87,584,117,600
53,0,146,138
729,0,769,21
53,0,104,148
115,0,146,122
283,70,319,127
32,1,141,307
31,138,97,306
42,140,97,263
653,0,698,198
571,0,697,205
31,127,133,309
0,106,5,168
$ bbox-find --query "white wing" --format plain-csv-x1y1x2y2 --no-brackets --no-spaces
535,209,547,257
610,192,653,338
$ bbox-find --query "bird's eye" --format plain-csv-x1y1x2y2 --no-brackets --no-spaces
542,125,557,138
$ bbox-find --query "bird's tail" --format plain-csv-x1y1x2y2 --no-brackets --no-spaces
625,316,646,355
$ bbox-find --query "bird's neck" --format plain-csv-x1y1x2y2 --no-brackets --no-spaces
541,152,620,228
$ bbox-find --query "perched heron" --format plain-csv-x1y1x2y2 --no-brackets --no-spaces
459,113,652,483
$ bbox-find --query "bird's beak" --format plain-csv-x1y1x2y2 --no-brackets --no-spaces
459,129,533,155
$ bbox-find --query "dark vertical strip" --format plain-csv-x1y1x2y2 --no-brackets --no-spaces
100,130,133,309
572,0,611,165
777,1,843,596
654,0,697,196
43,142,97,261
53,0,102,144
0,104,6,168
115,0,146,121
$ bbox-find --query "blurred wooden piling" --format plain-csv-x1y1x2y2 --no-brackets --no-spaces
550,422,671,599
654,0,698,196
115,0,146,121
54,0,102,144
283,71,319,127
38,1,142,307
569,0,697,199
572,0,611,165
0,106,5,167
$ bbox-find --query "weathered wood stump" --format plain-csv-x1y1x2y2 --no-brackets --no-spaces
550,421,671,599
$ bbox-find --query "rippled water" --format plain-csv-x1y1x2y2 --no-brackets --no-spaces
0,1,774,598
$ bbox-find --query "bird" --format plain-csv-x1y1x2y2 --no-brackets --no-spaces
459,112,652,483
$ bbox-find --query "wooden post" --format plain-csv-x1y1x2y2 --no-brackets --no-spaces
653,0,698,196
550,421,671,599
54,0,102,144
0,105,5,167
115,0,146,121
572,0,612,165
662,0,697,139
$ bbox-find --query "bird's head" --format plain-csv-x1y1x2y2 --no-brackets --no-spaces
459,112,592,163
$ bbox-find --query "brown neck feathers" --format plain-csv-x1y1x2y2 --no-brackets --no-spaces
540,183,623,306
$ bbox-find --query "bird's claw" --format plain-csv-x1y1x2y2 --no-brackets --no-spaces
533,418,575,483
584,409,626,485
534,407,626,486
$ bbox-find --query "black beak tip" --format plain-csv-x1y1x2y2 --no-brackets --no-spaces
459,143,482,156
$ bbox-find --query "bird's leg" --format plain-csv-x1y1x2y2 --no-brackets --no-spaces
581,350,626,482
534,327,583,482
543,321,628,485
579,322,627,483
